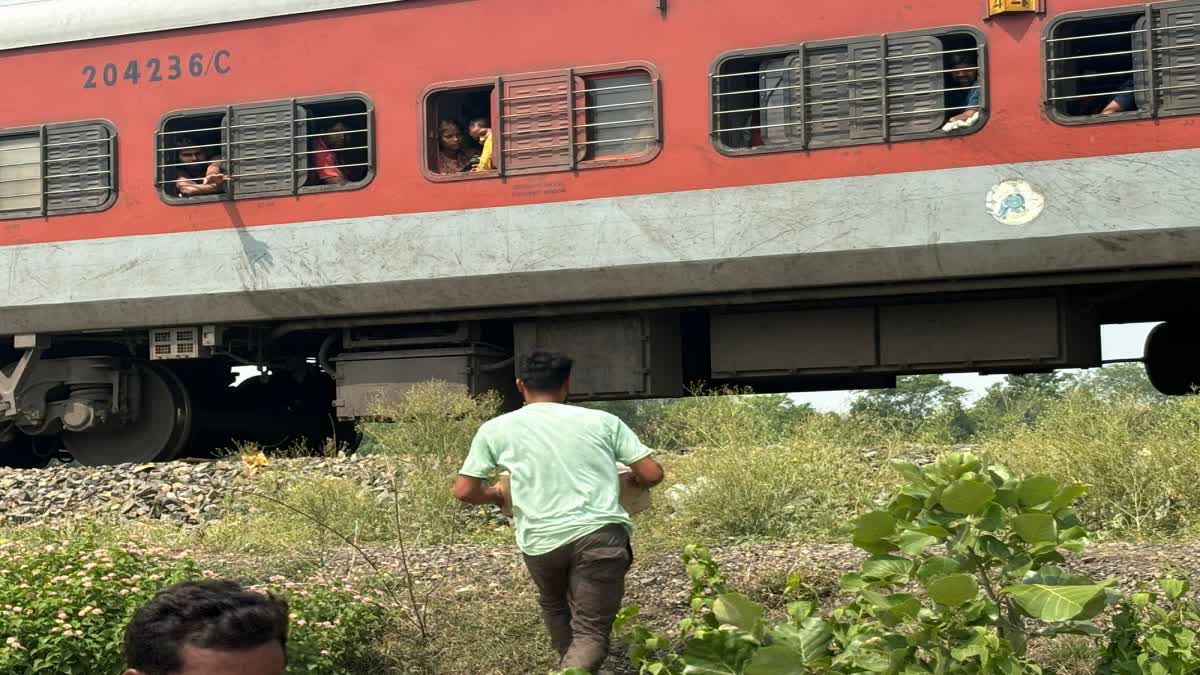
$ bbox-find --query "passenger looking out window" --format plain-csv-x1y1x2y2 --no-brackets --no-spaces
312,121,351,186
468,118,495,172
435,120,480,174
942,53,982,132
173,136,225,197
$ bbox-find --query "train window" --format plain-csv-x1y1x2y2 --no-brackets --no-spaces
1045,0,1200,124
0,121,115,220
157,94,373,203
425,83,497,176
580,71,658,161
422,64,660,180
710,28,986,154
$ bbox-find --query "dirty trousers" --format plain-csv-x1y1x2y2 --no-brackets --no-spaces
522,524,633,673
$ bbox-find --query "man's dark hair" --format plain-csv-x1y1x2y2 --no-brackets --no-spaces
468,117,490,130
519,350,573,392
124,580,289,675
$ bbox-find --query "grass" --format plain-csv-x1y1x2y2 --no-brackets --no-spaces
4,382,1200,673
980,390,1200,539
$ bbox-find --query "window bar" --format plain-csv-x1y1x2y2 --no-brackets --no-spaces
651,75,662,144
366,107,374,183
106,135,116,197
711,71,722,138
1145,6,1160,117
38,125,46,217
223,106,232,197
566,69,577,170
978,44,989,114
289,99,298,195
495,75,505,177
879,35,890,143
797,46,808,149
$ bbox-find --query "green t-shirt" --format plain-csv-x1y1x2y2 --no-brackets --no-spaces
459,402,652,556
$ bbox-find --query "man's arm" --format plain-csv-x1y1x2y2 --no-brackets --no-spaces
453,475,505,506
623,456,664,489
176,161,226,196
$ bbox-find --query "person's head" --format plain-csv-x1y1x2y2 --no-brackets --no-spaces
468,117,490,141
123,580,289,675
322,121,350,149
949,53,979,86
438,120,464,152
516,350,573,402
175,136,209,167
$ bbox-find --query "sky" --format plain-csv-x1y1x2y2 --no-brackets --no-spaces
790,322,1158,412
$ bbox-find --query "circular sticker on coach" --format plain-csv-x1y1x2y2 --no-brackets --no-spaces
985,179,1045,226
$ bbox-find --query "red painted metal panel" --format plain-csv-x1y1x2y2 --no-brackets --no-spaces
0,0,1192,249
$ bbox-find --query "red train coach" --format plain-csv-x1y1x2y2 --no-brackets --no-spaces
1,0,1198,466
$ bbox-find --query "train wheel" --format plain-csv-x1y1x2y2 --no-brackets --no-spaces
1143,321,1200,396
0,434,56,469
62,363,193,466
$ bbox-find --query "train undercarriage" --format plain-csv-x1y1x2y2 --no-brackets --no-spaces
2,274,1199,468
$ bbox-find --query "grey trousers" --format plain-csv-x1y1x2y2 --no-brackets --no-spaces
522,524,633,673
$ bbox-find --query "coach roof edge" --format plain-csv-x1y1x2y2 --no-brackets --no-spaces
0,0,409,52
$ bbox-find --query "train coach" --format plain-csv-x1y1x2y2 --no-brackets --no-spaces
1,0,1199,466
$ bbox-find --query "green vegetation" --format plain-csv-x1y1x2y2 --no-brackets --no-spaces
617,452,1200,674
0,536,389,674
2,365,1199,673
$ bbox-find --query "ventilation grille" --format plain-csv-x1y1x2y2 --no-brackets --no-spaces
149,327,200,360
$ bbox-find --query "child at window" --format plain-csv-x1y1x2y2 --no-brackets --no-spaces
469,118,495,172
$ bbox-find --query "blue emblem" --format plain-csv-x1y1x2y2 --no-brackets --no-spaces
996,193,1026,219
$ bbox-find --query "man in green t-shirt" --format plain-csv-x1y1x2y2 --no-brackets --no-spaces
454,351,665,673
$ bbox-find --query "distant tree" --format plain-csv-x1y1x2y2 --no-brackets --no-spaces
741,394,816,439
849,375,968,437
1067,362,1164,404
970,373,1067,434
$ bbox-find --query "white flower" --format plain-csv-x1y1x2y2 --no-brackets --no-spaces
5,637,23,650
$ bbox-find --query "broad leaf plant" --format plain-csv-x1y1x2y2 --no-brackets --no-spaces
613,452,1198,675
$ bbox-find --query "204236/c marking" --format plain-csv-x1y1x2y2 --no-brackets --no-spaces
81,51,231,89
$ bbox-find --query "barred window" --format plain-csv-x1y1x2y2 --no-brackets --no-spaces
156,94,373,203
711,28,986,154
0,121,115,219
1045,0,1200,123
423,63,660,180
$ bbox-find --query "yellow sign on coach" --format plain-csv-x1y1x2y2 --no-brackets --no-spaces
989,0,1039,15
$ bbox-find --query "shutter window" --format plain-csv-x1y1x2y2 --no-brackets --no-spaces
158,95,373,203
45,123,114,214
230,102,296,198
0,121,114,220
1047,0,1200,123
713,28,985,153
499,72,584,173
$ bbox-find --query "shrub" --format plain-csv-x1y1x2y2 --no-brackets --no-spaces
643,389,813,451
983,390,1200,539
360,381,500,461
0,538,389,674
641,436,888,546
1098,577,1200,675
617,451,1198,675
